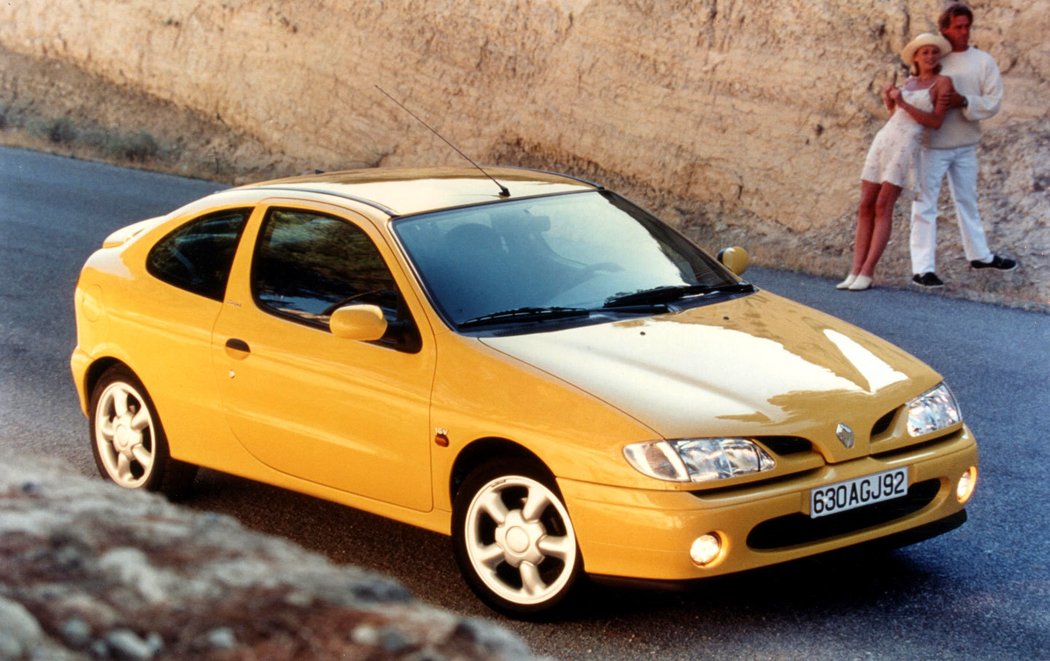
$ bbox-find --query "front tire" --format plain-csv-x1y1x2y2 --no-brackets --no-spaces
453,459,582,618
89,365,197,499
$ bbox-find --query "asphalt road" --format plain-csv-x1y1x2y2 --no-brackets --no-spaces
2,146,1048,660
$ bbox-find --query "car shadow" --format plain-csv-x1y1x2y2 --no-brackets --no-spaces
184,468,479,607
183,467,952,625
572,547,942,622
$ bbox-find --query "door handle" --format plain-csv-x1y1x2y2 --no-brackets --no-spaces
226,338,250,352
225,338,251,357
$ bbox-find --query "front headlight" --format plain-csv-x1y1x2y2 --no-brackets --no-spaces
624,438,775,483
906,383,961,436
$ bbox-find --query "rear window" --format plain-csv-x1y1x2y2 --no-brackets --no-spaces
146,209,250,301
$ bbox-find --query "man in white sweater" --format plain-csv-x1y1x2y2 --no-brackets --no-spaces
909,2,1016,289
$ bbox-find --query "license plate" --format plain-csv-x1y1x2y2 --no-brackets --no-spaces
809,467,909,519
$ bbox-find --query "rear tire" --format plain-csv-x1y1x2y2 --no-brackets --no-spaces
88,365,197,499
452,458,583,618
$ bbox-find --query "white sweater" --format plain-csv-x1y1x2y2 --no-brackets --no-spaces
929,47,1004,149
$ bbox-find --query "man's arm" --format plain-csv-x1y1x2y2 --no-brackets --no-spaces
962,51,1003,121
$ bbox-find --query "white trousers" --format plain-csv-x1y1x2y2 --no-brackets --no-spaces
909,145,993,274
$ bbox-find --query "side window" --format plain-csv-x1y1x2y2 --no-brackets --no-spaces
146,209,250,301
252,208,420,351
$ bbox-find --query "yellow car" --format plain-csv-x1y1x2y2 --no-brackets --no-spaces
71,167,978,617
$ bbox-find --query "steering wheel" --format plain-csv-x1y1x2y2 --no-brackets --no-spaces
566,261,623,288
580,261,623,275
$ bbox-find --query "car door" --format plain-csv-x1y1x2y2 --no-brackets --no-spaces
212,203,436,511
126,207,252,466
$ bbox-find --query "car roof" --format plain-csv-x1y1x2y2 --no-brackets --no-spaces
236,166,601,217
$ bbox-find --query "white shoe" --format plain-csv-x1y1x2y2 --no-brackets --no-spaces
836,274,857,290
848,275,873,291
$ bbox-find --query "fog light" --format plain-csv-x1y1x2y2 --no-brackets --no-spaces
690,533,723,566
956,466,977,503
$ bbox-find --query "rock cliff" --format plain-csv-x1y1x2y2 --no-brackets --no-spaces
0,0,1046,307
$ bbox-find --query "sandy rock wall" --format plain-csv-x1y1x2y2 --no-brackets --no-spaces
1,1,1047,306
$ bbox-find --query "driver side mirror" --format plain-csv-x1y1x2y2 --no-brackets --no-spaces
330,304,388,341
717,246,750,276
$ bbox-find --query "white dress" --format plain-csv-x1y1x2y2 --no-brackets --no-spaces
860,86,934,194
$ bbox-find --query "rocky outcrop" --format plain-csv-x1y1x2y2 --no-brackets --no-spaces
0,455,534,660
0,1,1046,307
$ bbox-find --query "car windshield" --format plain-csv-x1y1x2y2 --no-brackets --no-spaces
392,190,745,330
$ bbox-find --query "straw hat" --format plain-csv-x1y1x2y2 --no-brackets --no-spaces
900,33,952,64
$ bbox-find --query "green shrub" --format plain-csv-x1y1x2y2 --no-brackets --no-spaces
26,116,164,164
112,130,160,162
45,117,77,144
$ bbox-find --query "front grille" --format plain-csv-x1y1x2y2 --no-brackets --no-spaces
746,479,941,550
759,436,811,455
870,407,898,438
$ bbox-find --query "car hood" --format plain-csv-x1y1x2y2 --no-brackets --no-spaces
480,291,938,456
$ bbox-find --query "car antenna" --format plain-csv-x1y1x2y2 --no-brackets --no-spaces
375,85,510,198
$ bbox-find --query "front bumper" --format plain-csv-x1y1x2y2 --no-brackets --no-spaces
559,425,977,581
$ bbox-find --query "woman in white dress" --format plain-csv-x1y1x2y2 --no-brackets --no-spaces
838,33,955,291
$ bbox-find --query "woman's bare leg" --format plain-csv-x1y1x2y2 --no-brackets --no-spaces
860,182,902,276
851,181,882,276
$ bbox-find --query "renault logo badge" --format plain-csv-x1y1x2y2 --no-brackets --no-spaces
836,423,855,449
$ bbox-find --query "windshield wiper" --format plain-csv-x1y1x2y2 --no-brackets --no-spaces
458,306,593,329
603,282,754,308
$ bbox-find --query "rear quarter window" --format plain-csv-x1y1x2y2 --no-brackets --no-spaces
146,209,250,301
